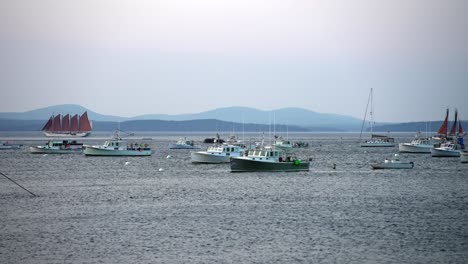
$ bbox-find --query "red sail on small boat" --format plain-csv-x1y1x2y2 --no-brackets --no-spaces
449,109,458,136
41,111,92,137
437,108,449,137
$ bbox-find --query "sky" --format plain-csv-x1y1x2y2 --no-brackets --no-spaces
1,0,467,122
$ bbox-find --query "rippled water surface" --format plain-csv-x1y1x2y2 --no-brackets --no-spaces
1,132,467,263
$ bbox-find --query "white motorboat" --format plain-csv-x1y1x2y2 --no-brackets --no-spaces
169,138,200,149
0,141,23,150
430,142,461,157
84,132,153,156
230,148,310,172
370,154,414,169
398,136,442,153
361,136,395,147
272,136,293,151
461,151,468,163
30,140,83,154
191,144,245,163
359,88,395,147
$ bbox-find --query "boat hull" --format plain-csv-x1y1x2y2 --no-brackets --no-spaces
191,152,232,163
430,148,461,157
0,144,22,150
370,162,414,169
398,143,433,153
83,146,153,156
360,142,395,147
29,146,81,154
230,157,310,172
43,131,91,137
461,152,468,163
169,144,200,149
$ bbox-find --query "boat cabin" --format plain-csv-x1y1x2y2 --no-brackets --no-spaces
246,149,290,162
207,145,242,154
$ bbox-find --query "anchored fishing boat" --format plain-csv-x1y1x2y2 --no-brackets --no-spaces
370,154,414,169
30,140,83,154
169,138,200,149
41,112,92,137
0,141,23,150
230,148,310,172
83,131,153,156
191,144,245,163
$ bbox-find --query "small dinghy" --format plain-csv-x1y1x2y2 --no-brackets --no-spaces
370,154,414,169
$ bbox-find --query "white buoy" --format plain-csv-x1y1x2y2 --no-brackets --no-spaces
125,161,130,165
158,168,164,172
43,154,48,157
166,155,171,159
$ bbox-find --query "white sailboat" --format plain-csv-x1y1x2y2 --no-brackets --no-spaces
359,88,395,147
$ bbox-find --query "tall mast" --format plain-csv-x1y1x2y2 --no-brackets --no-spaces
370,88,374,135
359,88,373,142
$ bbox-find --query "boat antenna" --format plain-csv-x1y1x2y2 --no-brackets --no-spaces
0,171,37,197
359,88,372,142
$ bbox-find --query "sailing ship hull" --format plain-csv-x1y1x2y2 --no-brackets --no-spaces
83,146,153,156
230,157,310,172
398,143,433,153
430,148,461,157
191,152,233,163
29,146,82,154
370,162,414,169
43,131,90,137
461,152,468,163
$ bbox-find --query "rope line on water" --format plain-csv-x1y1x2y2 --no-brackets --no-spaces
0,171,37,197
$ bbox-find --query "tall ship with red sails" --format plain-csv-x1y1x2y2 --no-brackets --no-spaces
41,111,92,137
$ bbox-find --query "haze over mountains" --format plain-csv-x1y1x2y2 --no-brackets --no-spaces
0,104,363,131
0,104,460,132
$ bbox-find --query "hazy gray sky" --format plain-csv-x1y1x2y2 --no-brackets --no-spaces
1,0,467,122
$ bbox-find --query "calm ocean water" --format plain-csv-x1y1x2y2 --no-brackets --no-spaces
1,132,467,263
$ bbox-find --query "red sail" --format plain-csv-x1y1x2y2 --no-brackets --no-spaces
78,111,92,132
62,114,70,131
70,114,79,132
52,114,62,131
41,116,53,131
437,108,449,136
449,109,458,136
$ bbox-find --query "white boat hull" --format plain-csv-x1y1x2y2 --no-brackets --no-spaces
84,146,153,156
461,152,468,163
29,146,82,154
361,142,395,147
430,148,461,157
191,151,242,163
370,162,414,169
398,143,433,153
43,131,91,137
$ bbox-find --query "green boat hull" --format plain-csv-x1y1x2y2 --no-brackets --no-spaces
230,158,309,172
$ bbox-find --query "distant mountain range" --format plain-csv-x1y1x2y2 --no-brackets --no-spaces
0,104,363,131
2,104,458,132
